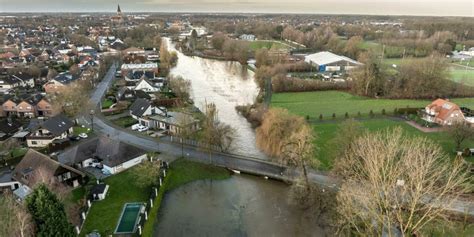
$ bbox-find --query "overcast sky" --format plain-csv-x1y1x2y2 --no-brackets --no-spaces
0,0,473,16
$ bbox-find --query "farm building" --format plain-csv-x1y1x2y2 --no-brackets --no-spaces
304,51,362,72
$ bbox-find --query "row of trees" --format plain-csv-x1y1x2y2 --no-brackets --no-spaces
210,32,250,64
351,53,474,99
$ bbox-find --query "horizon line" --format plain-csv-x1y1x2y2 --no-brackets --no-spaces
0,11,472,18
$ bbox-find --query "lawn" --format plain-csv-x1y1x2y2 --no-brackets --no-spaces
271,91,474,119
248,40,292,51
80,168,150,236
272,91,474,169
111,116,136,128
101,99,114,109
449,67,474,86
73,126,91,136
312,119,474,170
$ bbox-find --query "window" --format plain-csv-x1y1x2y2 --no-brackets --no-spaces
31,141,38,145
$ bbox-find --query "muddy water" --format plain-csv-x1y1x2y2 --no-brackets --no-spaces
153,175,325,237
165,38,267,159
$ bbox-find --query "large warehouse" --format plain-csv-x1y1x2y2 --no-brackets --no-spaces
304,51,363,72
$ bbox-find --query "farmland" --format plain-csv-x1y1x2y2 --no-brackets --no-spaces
272,91,474,169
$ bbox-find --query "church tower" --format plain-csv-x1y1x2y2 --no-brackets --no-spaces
117,4,122,16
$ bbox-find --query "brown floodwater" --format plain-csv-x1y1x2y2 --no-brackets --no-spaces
153,174,326,237
166,38,267,159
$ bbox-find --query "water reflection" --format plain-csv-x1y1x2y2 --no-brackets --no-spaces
165,39,267,159
154,175,325,237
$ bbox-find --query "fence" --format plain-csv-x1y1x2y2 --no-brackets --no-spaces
76,159,169,236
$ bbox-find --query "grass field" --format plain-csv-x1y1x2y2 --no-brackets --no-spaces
248,40,292,51
272,91,474,119
80,168,150,236
312,119,474,170
449,67,474,86
272,91,474,169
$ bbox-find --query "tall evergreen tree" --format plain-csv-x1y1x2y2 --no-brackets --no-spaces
26,184,75,237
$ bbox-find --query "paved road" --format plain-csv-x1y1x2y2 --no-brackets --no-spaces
84,63,474,216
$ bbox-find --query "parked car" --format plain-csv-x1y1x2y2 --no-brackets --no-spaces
78,133,88,139
69,135,80,141
131,123,141,131
138,126,149,132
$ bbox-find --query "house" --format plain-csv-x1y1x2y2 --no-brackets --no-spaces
12,149,85,189
121,63,158,81
58,136,147,175
36,98,54,117
26,114,74,147
15,94,43,118
304,51,363,72
143,111,199,135
129,98,161,120
422,99,465,126
0,118,23,140
134,78,160,93
43,72,80,93
116,87,136,101
0,74,34,93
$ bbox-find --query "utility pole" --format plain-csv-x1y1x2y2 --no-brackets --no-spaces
90,109,95,132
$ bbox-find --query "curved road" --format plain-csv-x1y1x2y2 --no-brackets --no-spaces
84,63,474,216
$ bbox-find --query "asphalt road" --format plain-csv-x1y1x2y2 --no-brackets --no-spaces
83,63,473,216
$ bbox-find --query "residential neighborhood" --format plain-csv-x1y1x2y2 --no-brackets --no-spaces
0,2,474,237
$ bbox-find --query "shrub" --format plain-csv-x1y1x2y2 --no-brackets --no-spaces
369,110,374,118
345,112,349,118
332,113,336,119
382,109,386,115
319,114,323,120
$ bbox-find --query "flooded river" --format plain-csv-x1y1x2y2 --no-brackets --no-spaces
166,39,267,159
157,40,324,237
153,174,325,237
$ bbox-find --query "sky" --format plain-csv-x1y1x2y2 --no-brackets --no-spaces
0,0,473,16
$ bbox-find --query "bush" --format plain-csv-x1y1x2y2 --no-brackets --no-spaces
345,112,349,118
332,113,336,119
382,109,386,115
319,114,323,120
369,110,374,118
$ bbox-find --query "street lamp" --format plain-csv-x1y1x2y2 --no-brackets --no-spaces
90,109,95,132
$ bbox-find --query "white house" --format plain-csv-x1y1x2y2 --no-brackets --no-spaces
134,78,160,93
129,98,163,120
58,136,148,175
26,114,74,148
239,34,256,41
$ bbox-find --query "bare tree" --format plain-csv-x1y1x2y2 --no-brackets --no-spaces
49,82,93,117
169,76,191,103
447,121,474,151
132,159,161,188
335,127,471,236
281,122,316,187
0,192,34,237
200,102,237,161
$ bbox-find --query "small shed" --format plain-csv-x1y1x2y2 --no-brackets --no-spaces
90,183,109,201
